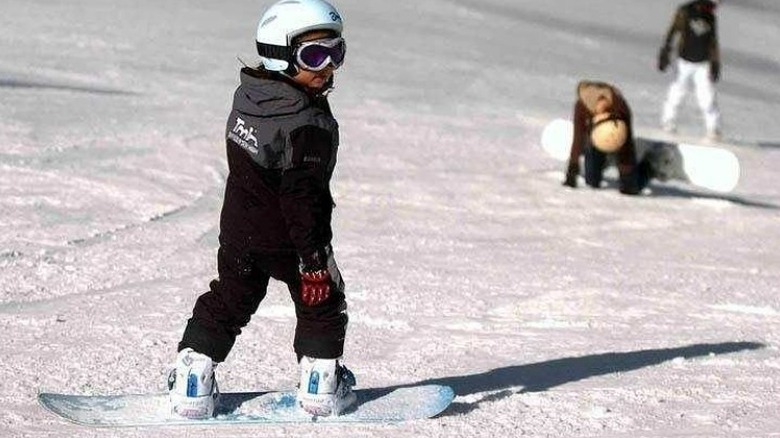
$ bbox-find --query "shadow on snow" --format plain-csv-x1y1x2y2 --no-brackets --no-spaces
598,178,780,210
0,78,137,96
379,341,765,417
756,141,780,149
648,184,780,210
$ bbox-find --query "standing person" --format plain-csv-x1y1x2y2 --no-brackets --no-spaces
563,81,654,195
167,0,355,419
658,0,722,140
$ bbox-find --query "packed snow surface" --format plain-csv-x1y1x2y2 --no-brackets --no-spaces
1,0,779,437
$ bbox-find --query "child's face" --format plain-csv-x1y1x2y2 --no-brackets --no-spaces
292,30,337,92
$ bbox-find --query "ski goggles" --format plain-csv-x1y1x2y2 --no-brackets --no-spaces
293,37,346,71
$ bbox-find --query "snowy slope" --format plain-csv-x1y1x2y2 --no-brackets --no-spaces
1,0,779,437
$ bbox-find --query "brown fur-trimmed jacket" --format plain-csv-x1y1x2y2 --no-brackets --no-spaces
566,81,638,180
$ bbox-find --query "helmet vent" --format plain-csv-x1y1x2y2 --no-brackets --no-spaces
260,16,278,28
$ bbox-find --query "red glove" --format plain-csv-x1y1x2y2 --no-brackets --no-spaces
300,268,331,306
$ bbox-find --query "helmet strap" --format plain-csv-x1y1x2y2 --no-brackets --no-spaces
319,76,335,96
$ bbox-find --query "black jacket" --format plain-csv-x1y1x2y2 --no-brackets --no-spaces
568,81,638,180
219,68,339,265
663,0,719,63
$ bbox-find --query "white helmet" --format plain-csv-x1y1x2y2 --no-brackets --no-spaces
256,0,344,73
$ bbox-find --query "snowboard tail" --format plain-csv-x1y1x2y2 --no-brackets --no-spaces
634,137,740,193
38,385,455,427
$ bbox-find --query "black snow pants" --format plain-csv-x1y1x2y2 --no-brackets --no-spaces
178,245,347,363
584,143,653,193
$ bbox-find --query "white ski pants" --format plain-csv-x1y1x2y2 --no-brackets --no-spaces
661,58,721,134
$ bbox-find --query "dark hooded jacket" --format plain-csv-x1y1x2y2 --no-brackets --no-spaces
663,0,720,63
219,67,339,265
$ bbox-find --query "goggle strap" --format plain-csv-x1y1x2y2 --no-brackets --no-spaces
256,42,293,62
256,42,298,75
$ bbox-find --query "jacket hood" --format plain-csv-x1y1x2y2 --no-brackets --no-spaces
233,68,312,118
577,80,616,114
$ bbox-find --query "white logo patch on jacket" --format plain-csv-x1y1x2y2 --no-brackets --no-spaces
689,19,712,36
228,117,259,154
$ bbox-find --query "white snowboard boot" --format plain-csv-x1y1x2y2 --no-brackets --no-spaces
297,357,356,416
168,348,219,419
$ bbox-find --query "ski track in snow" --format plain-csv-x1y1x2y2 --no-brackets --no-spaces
1,0,780,437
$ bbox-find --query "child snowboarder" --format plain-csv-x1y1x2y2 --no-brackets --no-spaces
658,0,722,140
563,80,654,195
168,0,355,419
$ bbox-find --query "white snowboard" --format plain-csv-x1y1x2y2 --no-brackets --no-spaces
540,118,740,193
38,385,455,427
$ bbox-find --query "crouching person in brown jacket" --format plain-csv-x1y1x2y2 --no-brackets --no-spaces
563,80,654,195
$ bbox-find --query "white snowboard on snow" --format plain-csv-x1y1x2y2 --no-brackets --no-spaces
540,118,740,193
38,385,455,427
